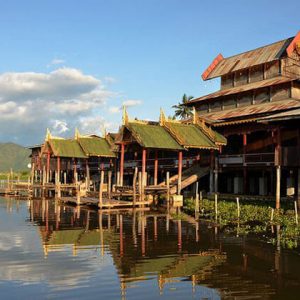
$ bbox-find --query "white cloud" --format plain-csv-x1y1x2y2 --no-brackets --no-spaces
122,99,142,107
0,67,117,144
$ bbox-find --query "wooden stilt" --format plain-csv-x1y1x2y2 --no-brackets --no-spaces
209,150,214,194
46,151,50,183
275,128,281,210
86,159,90,191
120,143,125,186
154,150,158,186
98,170,104,209
178,151,182,195
57,156,61,198
214,156,218,194
243,133,247,194
108,170,112,200
276,166,281,210
142,148,147,187
166,172,170,211
177,219,182,252
138,172,142,201
195,182,199,218
31,162,35,186
133,167,138,206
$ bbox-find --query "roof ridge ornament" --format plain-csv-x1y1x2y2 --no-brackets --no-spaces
122,105,129,125
159,107,166,126
45,128,52,141
74,128,81,140
192,106,197,124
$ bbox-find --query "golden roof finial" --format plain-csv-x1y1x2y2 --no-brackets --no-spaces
122,105,129,125
101,127,107,138
159,107,166,126
193,106,197,124
45,128,52,141
74,127,80,139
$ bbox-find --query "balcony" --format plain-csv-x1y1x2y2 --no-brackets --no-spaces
219,153,274,167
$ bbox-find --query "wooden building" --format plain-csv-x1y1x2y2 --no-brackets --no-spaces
30,129,116,192
186,31,300,208
116,107,226,195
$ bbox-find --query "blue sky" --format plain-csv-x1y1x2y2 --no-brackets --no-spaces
0,0,299,145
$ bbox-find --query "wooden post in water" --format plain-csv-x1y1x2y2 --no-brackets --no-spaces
178,151,182,195
166,172,170,211
108,170,112,200
295,201,298,225
31,162,35,186
133,167,138,206
57,157,61,198
236,197,240,219
154,151,158,186
209,150,214,194
98,170,104,209
138,171,142,202
195,182,199,218
275,128,281,210
120,143,125,186
142,148,147,187
46,151,50,183
214,193,218,221
86,159,90,191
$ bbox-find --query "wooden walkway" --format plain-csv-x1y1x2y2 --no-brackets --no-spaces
60,196,150,209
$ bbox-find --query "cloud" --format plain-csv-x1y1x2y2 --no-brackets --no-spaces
122,99,142,107
0,67,117,145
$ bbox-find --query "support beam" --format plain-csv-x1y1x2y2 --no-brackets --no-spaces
46,151,50,183
178,151,183,195
86,159,90,191
154,150,158,186
275,128,281,209
243,133,247,194
142,148,147,186
209,150,214,194
120,143,125,186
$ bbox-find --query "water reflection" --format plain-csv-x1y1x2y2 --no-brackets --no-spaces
1,197,300,299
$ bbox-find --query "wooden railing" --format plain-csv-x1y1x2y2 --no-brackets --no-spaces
219,153,274,166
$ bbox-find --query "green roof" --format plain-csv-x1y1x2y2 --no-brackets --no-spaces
78,137,116,157
164,122,218,149
126,122,183,150
49,139,87,158
213,130,227,145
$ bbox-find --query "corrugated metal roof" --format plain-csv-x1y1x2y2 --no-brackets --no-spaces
188,76,293,104
205,99,300,125
204,37,293,80
259,107,300,122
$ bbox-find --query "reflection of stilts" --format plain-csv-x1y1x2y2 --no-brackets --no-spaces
191,274,196,294
132,210,137,247
45,199,49,232
166,214,170,233
195,221,199,242
56,203,61,230
243,253,248,271
120,279,126,300
141,215,146,257
154,216,157,241
177,219,182,253
42,197,45,222
99,212,104,257
158,274,164,295
120,214,123,257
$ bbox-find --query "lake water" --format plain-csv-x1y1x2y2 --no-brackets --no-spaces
1,197,300,299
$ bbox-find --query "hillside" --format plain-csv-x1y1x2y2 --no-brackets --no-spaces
0,143,31,172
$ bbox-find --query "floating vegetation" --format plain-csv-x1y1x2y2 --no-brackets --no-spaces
184,197,300,249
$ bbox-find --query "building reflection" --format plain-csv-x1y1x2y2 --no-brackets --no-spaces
29,199,226,297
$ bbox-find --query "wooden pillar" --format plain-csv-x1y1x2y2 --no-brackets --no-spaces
243,133,247,194
86,159,90,191
214,156,218,194
73,159,77,184
31,162,35,186
142,148,147,186
178,151,183,195
275,128,281,209
177,219,182,252
120,143,125,186
133,167,138,205
154,150,158,186
98,170,104,209
209,150,214,194
57,156,61,198
46,151,50,183
108,170,112,200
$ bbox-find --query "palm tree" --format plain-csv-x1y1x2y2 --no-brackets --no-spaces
172,94,193,119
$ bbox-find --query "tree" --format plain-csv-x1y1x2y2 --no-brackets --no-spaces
172,94,193,119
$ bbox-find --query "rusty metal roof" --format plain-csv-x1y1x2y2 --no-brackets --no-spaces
188,76,294,105
204,37,293,80
205,99,300,126
258,107,300,122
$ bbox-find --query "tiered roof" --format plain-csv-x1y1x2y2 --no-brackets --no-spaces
117,107,226,150
43,129,116,158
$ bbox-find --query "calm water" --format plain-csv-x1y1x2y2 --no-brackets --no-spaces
1,198,300,299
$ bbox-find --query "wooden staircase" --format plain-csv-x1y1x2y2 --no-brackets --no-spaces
158,164,210,195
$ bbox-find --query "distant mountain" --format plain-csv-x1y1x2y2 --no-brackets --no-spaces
0,143,31,172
